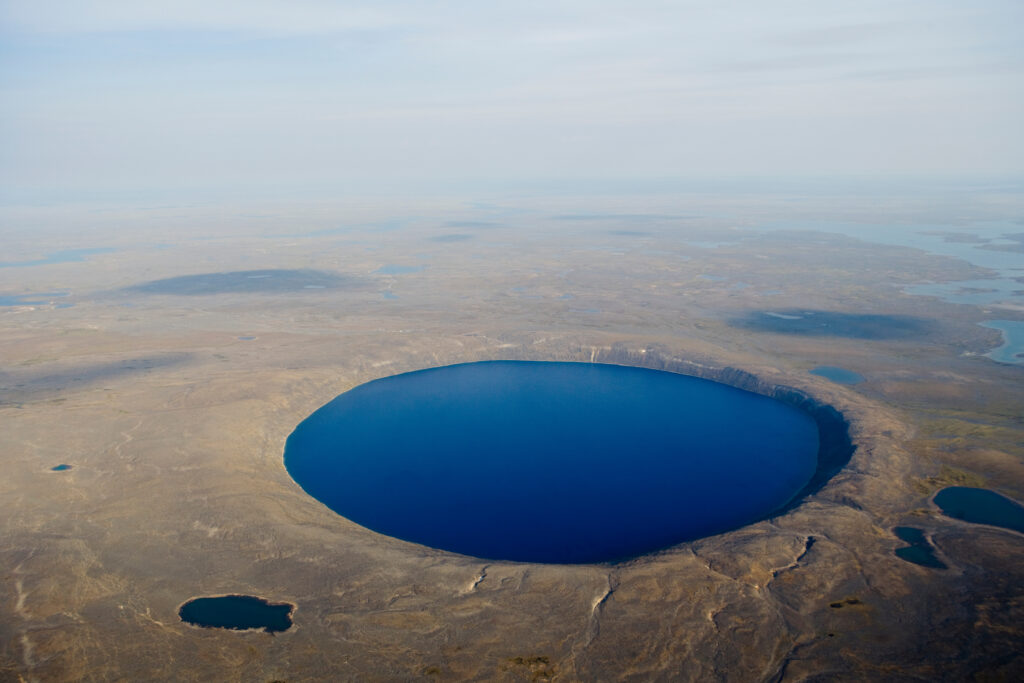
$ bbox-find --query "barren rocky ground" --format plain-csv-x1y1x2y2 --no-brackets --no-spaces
2,198,1021,681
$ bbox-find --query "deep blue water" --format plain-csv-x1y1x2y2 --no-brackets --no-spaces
285,361,820,564
178,595,293,632
934,487,1024,533
810,366,865,385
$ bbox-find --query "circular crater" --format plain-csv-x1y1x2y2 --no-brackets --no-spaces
285,361,826,564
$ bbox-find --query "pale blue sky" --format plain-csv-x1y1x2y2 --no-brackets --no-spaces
1,1,1022,204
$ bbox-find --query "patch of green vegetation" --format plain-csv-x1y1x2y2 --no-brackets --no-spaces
915,466,986,495
422,666,442,676
918,402,1024,442
921,418,1010,440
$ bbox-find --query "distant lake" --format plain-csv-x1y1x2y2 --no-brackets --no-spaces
733,310,933,340
757,220,1024,316
285,361,819,564
374,264,424,275
759,220,1023,274
0,292,70,307
127,269,354,295
906,278,1024,307
980,320,1024,366
0,247,115,268
810,366,864,385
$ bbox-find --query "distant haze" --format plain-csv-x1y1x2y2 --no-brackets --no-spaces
1,0,1022,204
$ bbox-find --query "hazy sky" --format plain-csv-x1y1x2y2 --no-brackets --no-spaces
1,1,1022,203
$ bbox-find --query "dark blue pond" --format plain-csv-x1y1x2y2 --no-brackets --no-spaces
893,526,946,569
934,487,1024,533
179,595,293,632
732,310,934,340
285,361,820,564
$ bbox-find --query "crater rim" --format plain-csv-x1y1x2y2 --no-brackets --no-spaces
284,356,855,565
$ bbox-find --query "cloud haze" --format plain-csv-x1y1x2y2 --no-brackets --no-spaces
1,1,1021,202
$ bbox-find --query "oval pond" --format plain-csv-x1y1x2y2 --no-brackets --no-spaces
934,486,1024,533
285,361,820,563
179,595,293,632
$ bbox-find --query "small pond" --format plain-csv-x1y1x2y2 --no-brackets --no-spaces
179,595,294,632
934,487,1024,533
893,527,946,569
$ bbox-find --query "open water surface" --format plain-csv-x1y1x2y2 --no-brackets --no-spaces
893,526,946,569
980,321,1024,366
934,486,1024,533
285,361,820,563
178,596,293,632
